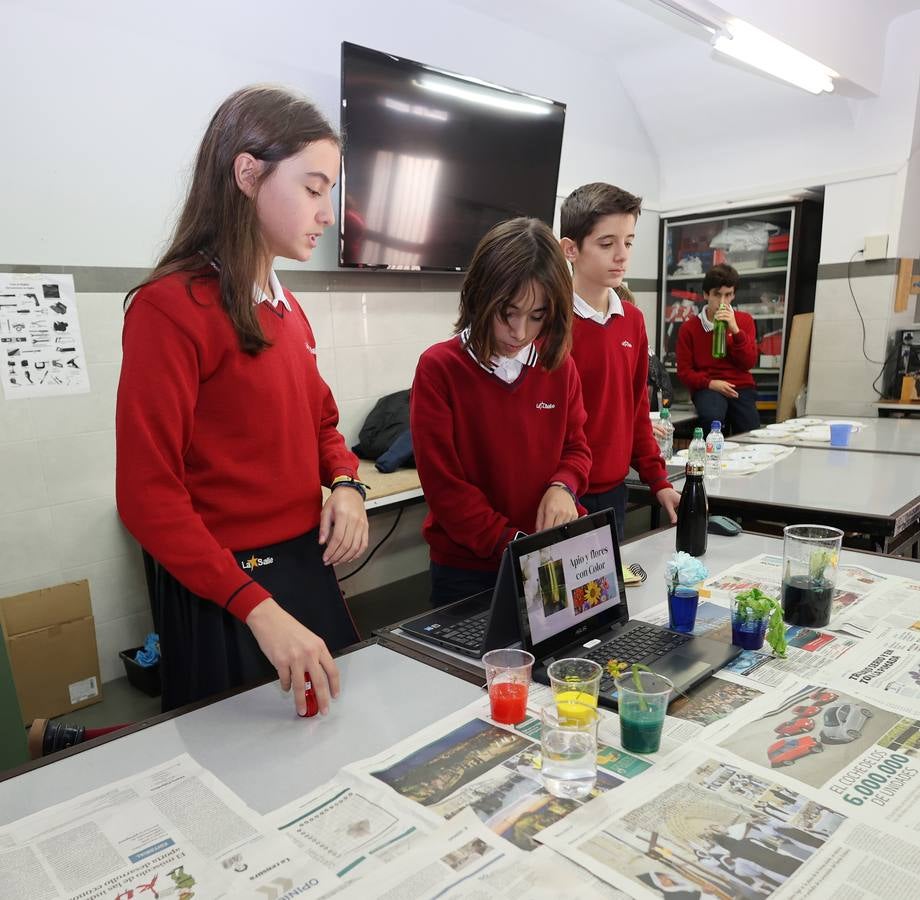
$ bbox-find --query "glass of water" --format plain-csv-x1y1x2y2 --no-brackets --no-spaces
540,701,599,800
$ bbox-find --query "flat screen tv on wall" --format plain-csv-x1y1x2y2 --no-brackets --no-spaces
339,42,566,271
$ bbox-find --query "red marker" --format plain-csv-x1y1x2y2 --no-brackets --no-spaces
301,671,319,718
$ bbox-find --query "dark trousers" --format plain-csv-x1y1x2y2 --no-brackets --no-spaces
580,482,627,541
149,527,359,712
692,387,760,436
429,562,498,608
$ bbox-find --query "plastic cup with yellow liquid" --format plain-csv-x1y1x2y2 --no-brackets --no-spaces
547,658,602,725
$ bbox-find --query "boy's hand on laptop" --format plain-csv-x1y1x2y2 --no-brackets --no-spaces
536,484,578,531
656,487,681,524
709,379,739,399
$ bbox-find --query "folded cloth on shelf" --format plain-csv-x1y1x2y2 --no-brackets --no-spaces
710,221,779,252
673,255,704,276
759,331,783,355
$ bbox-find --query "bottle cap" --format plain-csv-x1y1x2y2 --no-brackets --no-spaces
659,407,670,420
712,420,721,430
693,427,704,439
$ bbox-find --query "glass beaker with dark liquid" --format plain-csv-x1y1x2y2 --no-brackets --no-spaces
781,525,844,628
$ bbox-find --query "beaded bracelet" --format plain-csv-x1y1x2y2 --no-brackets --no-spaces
548,481,578,505
330,477,369,501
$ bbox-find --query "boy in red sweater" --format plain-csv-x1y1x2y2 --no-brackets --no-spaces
560,183,680,539
411,218,591,607
676,264,760,435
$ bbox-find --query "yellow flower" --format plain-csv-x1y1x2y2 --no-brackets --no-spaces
585,581,602,606
606,659,628,677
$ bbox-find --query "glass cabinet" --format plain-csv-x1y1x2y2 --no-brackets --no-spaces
657,200,822,419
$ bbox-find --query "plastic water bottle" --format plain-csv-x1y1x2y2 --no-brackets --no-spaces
705,420,724,478
676,427,708,556
656,407,674,462
687,426,707,472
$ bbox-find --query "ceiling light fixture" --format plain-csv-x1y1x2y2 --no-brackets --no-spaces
713,20,837,94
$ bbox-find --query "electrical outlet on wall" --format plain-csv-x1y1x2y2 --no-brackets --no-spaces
863,234,889,260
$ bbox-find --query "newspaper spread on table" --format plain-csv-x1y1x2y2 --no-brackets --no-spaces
4,554,920,899
0,754,334,900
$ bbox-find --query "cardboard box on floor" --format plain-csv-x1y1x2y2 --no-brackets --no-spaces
0,580,102,725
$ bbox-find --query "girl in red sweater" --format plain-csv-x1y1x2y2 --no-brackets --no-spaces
411,218,592,607
116,87,368,715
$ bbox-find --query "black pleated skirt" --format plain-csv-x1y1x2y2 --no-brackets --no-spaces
149,527,360,712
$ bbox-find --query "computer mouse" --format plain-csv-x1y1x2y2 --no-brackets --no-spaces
707,515,742,536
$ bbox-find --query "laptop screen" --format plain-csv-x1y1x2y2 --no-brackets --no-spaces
510,510,626,658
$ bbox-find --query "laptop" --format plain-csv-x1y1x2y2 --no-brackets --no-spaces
506,510,742,708
399,550,521,658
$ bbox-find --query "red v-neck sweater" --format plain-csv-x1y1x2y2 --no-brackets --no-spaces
676,311,758,392
410,337,592,571
570,305,671,495
115,270,358,621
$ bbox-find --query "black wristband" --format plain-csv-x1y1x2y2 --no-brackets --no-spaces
330,479,368,501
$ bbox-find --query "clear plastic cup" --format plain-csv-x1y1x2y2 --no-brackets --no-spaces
540,702,599,799
547,658,602,724
730,596,770,650
482,648,534,725
615,670,673,754
829,423,852,447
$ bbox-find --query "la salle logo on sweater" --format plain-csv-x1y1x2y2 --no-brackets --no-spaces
536,401,556,410
305,342,317,356
242,555,274,571
621,340,634,348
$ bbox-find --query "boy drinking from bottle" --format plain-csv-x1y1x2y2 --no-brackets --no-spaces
676,264,760,435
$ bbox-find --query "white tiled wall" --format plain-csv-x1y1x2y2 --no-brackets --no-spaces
806,274,919,417
0,292,149,682
297,290,458,446
0,285,459,681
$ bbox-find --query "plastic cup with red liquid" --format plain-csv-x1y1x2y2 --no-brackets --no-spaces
483,649,534,725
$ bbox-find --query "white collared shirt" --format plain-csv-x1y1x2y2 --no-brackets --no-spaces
256,269,291,311
699,305,715,333
128,253,282,314
459,328,537,384
573,288,625,325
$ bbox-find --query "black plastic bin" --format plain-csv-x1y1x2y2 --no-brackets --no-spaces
119,647,161,697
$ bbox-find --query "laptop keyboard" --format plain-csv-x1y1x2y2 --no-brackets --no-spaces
438,610,489,652
577,623,691,693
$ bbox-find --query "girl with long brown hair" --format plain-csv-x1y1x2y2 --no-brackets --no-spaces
116,86,367,716
411,217,592,607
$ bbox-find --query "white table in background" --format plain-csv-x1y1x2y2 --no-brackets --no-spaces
734,417,920,457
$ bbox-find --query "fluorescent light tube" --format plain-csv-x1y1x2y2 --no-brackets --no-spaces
713,20,837,94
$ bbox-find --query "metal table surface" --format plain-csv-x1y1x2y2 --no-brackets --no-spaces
733,417,920,457
702,448,920,553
